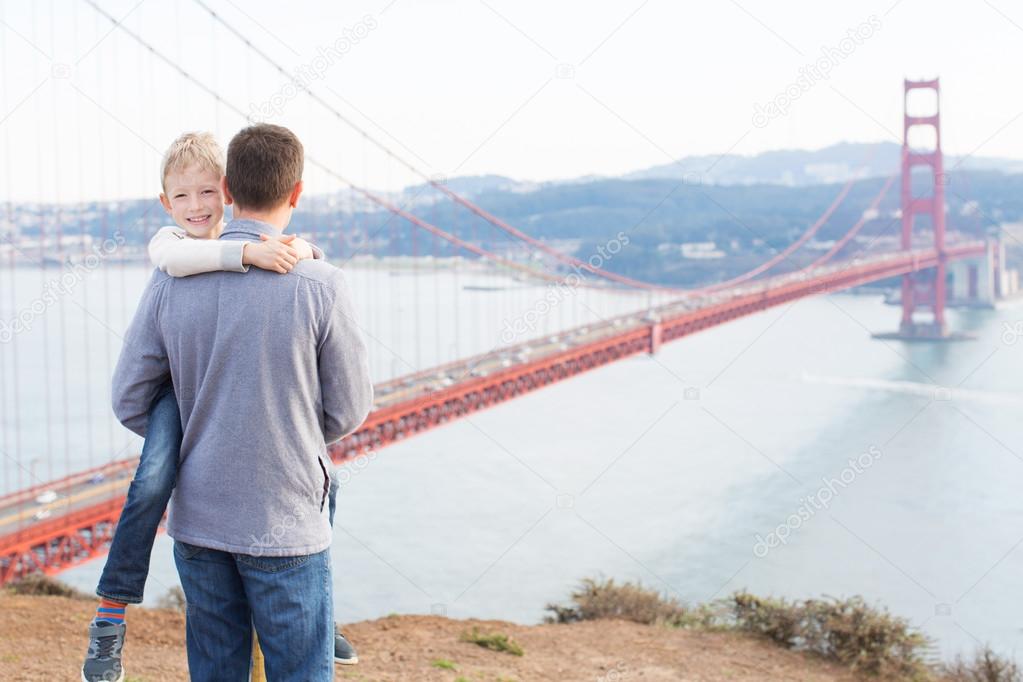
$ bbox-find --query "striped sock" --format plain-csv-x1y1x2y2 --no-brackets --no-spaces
95,599,127,624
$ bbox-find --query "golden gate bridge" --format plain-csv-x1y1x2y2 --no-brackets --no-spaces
0,2,1005,583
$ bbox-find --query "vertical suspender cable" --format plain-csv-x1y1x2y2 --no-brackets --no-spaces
113,29,130,454
51,0,72,480
413,205,421,371
451,198,460,366
0,0,10,494
95,6,114,459
359,136,373,377
73,0,94,466
211,12,220,136
2,0,22,498
33,3,55,482
432,219,439,368
389,175,398,368
174,0,183,122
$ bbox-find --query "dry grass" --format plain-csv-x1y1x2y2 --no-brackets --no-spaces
543,578,1023,680
727,591,930,679
5,574,90,600
544,577,688,627
940,646,1022,682
2,574,1019,681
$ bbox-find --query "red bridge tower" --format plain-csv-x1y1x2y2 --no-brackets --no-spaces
890,77,953,339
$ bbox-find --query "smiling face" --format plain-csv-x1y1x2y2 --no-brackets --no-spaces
159,164,226,239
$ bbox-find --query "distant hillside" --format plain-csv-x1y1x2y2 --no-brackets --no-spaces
434,169,1017,285
391,143,1023,194
5,143,1023,287
622,141,1023,186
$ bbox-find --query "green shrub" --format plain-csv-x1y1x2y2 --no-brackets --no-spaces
431,658,457,670
728,591,929,678
545,577,1023,680
460,627,524,656
6,574,88,599
544,577,687,627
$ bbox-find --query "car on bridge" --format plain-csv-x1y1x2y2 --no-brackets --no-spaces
35,490,58,505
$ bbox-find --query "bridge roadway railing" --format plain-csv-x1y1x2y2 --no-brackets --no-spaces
0,243,986,582
0,459,137,512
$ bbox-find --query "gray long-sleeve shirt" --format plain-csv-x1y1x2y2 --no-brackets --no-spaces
111,218,373,557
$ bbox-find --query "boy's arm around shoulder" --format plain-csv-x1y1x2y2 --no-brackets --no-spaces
317,268,373,444
111,271,172,437
148,225,247,277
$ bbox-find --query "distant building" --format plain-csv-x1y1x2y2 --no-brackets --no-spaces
659,241,726,259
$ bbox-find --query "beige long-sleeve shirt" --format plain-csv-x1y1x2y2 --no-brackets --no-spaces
148,225,324,276
148,225,248,277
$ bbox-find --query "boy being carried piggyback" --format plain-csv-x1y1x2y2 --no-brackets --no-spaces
81,132,359,682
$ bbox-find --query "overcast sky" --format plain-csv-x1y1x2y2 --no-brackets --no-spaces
2,0,1023,202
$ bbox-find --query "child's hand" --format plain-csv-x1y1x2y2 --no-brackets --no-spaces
288,236,315,261
243,235,299,274
259,234,315,261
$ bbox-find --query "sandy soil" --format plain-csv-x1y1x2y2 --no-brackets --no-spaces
0,593,867,681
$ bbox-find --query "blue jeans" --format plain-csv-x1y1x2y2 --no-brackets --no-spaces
174,541,334,682
96,386,181,604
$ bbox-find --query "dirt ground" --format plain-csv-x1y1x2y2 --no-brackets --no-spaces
0,593,868,681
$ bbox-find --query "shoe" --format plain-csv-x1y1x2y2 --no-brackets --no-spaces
334,629,359,665
82,619,126,682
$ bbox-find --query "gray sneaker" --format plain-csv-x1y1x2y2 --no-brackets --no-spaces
81,620,126,682
334,629,359,665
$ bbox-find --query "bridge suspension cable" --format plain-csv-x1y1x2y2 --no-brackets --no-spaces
86,0,884,298
188,0,683,292
692,174,859,293
310,161,573,284
802,174,897,271
86,0,891,308
186,0,886,296
80,0,571,287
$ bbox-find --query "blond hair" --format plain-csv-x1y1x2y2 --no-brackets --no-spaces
160,132,225,191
